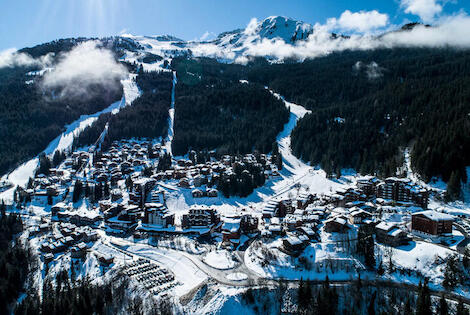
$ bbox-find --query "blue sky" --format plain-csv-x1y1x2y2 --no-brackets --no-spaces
0,0,468,50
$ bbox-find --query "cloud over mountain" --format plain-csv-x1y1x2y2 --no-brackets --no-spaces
401,0,443,23
42,41,127,98
329,10,390,33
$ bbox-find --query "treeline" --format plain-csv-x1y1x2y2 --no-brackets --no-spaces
15,269,172,315
19,36,143,60
0,208,30,315
74,70,173,150
242,48,470,188
171,57,289,156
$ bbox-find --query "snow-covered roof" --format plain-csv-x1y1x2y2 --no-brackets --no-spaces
413,210,454,221
222,218,241,232
375,221,396,231
284,236,302,246
388,228,404,237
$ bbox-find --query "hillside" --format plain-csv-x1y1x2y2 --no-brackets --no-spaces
0,64,122,175
242,48,470,188
74,69,173,150
171,58,289,156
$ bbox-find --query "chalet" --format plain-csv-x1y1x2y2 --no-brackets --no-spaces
97,254,114,266
283,236,306,255
298,226,317,240
206,188,218,197
222,217,241,244
193,175,206,187
324,216,350,233
58,210,102,226
375,222,409,246
262,201,277,218
192,189,204,198
51,202,69,216
277,200,294,217
178,178,191,188
71,243,87,258
356,177,378,196
284,215,301,231
349,208,373,225
111,189,123,202
83,230,98,242
174,170,187,179
411,210,454,236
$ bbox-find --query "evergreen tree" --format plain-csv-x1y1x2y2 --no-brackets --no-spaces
38,153,52,176
356,225,375,269
103,182,110,199
447,170,463,201
415,280,432,315
72,180,83,203
0,200,5,217
442,255,460,290
457,300,470,315
437,294,448,315
125,176,133,191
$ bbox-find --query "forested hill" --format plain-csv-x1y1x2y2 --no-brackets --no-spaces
0,64,122,175
73,69,173,150
241,48,470,190
0,37,143,175
170,58,289,156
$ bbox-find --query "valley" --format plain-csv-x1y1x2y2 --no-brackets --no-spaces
1,14,470,315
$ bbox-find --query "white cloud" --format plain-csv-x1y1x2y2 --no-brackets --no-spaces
329,10,390,33
244,18,259,36
401,0,443,23
222,13,470,63
354,61,385,79
42,41,127,98
0,48,52,68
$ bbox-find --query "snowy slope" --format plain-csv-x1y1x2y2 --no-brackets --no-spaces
163,72,177,155
214,16,313,48
119,16,315,64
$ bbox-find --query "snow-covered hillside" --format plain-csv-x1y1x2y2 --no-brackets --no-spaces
120,16,315,63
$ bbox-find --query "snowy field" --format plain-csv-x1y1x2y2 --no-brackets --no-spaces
202,250,237,270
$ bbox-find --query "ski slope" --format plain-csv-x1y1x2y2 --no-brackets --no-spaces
163,71,177,155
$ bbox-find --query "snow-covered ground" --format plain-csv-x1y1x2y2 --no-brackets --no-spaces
106,238,208,297
163,71,177,155
202,250,237,270
244,237,362,281
226,272,248,281
160,86,348,221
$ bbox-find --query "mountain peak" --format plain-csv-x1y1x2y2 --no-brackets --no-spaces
250,16,314,42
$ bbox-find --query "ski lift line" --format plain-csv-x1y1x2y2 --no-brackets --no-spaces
74,122,109,182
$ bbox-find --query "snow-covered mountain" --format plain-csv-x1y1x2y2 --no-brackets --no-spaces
121,16,316,63
213,16,314,47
